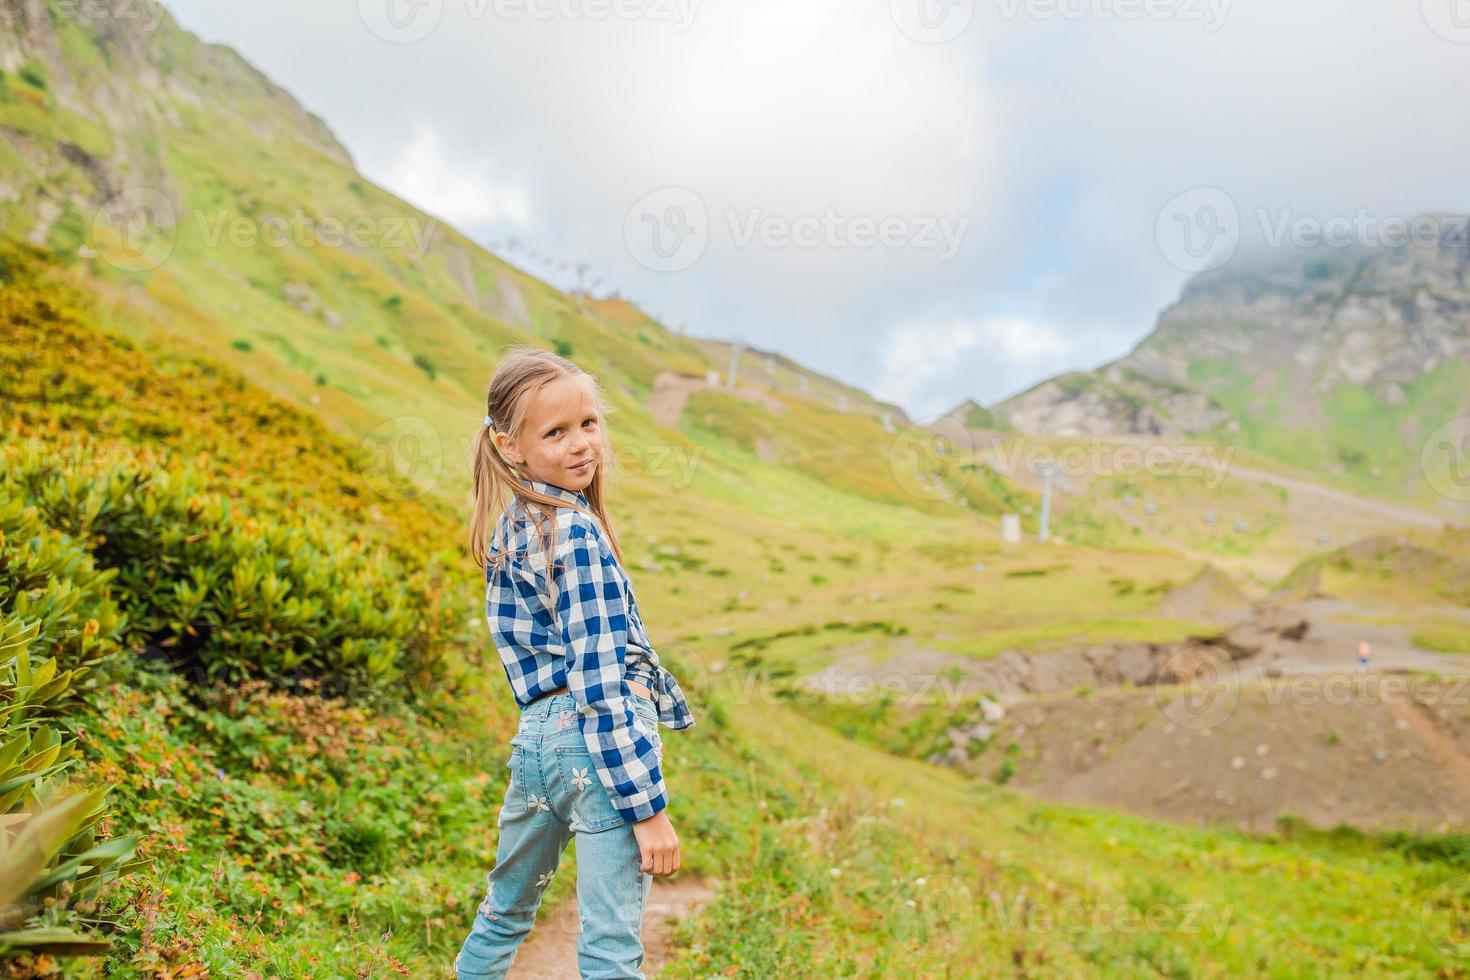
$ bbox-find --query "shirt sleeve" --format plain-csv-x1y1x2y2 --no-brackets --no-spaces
553,514,668,824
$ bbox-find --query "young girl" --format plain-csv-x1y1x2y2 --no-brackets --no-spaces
455,346,696,980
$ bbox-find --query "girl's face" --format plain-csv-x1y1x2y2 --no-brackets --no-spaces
499,374,602,492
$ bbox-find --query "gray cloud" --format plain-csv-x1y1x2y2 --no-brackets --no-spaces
163,0,1470,419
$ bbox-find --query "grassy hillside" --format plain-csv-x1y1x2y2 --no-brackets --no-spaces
1,3,1468,974
4,226,1469,976
0,0,1006,538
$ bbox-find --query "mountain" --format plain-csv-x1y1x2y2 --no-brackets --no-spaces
984,235,1470,506
0,0,1017,524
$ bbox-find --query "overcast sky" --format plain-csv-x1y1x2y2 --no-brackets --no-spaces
162,0,1470,423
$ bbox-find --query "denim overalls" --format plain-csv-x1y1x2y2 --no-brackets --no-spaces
454,689,663,978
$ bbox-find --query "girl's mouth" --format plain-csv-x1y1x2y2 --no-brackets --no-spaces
570,459,594,473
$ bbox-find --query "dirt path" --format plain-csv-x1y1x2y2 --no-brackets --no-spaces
507,875,717,978
1100,434,1450,529
649,370,786,428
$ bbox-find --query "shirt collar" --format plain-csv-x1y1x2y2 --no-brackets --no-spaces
519,475,590,507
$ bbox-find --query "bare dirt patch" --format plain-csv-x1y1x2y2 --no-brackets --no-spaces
649,370,786,428
801,595,1470,834
507,874,718,979
966,678,1470,834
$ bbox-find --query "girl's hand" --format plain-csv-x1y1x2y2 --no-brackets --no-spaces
631,810,681,876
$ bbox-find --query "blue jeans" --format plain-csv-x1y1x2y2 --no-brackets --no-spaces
455,690,662,978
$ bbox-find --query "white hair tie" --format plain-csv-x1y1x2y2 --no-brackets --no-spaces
484,415,496,429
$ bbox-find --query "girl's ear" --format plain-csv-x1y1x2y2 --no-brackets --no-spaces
496,431,523,465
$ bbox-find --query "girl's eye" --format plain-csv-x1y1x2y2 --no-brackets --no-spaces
547,419,596,437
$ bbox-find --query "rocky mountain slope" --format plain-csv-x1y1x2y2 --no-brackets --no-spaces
975,238,1470,506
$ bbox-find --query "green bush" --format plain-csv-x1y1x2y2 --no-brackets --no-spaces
0,499,140,962
3,441,430,691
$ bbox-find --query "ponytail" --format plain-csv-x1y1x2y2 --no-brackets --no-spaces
468,423,501,570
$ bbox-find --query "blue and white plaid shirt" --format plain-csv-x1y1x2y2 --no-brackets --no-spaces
484,476,695,824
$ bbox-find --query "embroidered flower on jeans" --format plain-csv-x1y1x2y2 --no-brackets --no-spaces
571,766,592,791
556,708,576,730
536,870,555,888
529,793,552,811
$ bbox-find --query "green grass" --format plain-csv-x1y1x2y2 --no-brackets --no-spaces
3,7,1469,971
934,617,1222,661
1413,622,1470,655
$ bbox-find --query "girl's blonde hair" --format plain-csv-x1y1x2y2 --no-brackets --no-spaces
469,346,624,581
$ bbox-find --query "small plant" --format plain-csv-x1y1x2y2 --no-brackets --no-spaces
18,63,46,90
552,338,574,357
230,338,253,352
412,353,436,380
